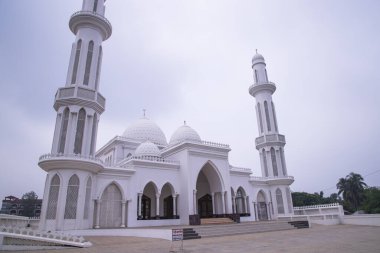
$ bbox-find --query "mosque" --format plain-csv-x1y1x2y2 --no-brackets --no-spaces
38,0,294,231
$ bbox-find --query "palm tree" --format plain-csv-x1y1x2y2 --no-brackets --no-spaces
337,172,367,211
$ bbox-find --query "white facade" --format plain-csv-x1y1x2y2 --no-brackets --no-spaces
38,0,295,231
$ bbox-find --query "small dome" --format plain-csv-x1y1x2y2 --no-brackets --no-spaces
252,51,265,64
135,141,161,157
122,117,167,146
170,123,202,145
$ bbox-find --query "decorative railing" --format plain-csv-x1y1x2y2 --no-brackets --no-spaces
0,225,91,247
255,134,286,146
201,140,230,148
70,11,112,29
293,203,340,210
250,175,294,181
55,86,105,108
125,155,180,165
39,153,104,165
230,166,252,173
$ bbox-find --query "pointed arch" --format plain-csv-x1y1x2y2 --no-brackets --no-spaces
58,108,69,153
46,174,61,219
236,187,247,214
74,108,86,154
160,182,175,218
276,188,285,214
64,174,80,219
83,41,94,85
99,183,122,228
71,39,82,84
196,160,225,192
99,181,125,201
256,190,268,220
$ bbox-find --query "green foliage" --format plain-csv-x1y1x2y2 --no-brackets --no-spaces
336,172,367,211
21,191,39,217
292,191,339,207
361,187,380,214
22,191,38,200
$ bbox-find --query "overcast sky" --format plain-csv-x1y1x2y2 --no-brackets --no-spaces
1,0,379,202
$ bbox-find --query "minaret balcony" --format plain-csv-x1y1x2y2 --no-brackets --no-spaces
249,81,276,96
54,85,105,114
69,11,112,40
38,153,104,173
255,134,286,149
250,175,294,185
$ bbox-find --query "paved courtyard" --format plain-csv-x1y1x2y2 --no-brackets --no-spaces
12,224,380,253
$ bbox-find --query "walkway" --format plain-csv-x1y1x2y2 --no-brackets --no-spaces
10,224,380,253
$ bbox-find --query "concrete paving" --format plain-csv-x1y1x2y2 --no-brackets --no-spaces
10,224,380,253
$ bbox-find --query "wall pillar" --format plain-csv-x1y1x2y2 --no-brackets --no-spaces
137,193,142,218
155,193,160,218
95,199,101,228
245,196,250,214
121,201,126,227
232,196,236,214
172,194,177,217
193,190,197,215
211,192,215,215
266,203,271,220
221,191,226,214
253,202,257,220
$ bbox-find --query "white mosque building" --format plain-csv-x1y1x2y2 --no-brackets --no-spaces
38,0,294,231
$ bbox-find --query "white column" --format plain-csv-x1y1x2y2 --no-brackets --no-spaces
253,202,257,220
193,190,197,215
172,195,177,217
232,196,236,214
95,199,101,228
137,193,142,218
51,113,62,154
121,201,126,227
211,192,215,215
221,191,226,214
155,193,160,218
266,203,271,220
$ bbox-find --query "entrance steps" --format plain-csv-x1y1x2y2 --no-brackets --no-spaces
193,220,301,238
200,217,235,225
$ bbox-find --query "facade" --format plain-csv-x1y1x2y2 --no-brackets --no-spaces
38,0,294,231
0,196,42,217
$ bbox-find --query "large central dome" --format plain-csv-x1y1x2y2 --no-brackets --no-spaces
122,117,168,146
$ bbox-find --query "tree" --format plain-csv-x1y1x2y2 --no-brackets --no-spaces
336,172,367,211
22,191,38,200
21,191,39,217
361,187,380,214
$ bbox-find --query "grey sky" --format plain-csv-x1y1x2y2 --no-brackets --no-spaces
1,0,379,202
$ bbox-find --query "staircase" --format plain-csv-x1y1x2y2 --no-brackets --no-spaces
200,217,235,225
288,220,309,229
182,228,201,240
191,221,299,238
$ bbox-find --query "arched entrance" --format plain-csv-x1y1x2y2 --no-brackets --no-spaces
195,162,224,218
140,182,158,219
99,183,122,228
160,182,176,219
257,191,268,221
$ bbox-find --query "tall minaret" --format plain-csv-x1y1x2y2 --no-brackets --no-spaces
249,51,294,216
38,0,111,231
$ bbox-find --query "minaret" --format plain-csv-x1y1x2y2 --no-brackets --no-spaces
249,51,294,216
38,0,111,231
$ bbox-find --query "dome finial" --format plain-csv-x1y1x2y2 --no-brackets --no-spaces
143,109,146,118
256,49,258,54
184,120,187,125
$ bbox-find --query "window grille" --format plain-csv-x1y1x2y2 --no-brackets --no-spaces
276,188,285,214
71,40,82,84
83,41,94,85
64,175,79,219
46,175,60,219
74,109,86,154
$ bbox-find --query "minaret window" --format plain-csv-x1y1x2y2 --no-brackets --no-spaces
46,175,60,219
90,113,97,155
58,108,69,154
71,40,82,84
271,101,278,132
83,41,94,85
83,177,92,219
280,147,287,176
264,101,271,131
271,148,278,176
93,0,98,12
257,103,263,133
95,46,102,90
74,108,86,154
262,149,269,177
254,69,258,83
64,175,80,219
276,188,285,214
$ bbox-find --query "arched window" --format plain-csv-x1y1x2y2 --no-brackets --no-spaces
271,148,278,176
280,147,287,176
95,46,102,90
286,188,293,213
236,188,245,214
254,69,258,83
264,101,271,131
257,103,263,133
271,101,278,132
64,175,80,219
58,108,69,153
262,149,269,177
74,109,86,154
90,113,97,155
83,177,92,219
71,39,82,84
46,175,60,219
276,188,284,214
93,0,98,12
83,41,94,85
